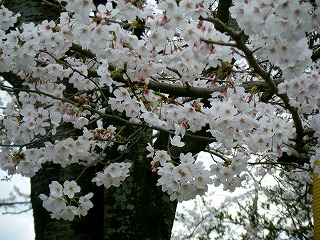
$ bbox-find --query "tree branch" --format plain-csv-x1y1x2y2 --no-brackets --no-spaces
0,201,31,207
0,85,216,144
216,0,233,25
203,17,306,153
311,47,320,62
70,43,283,98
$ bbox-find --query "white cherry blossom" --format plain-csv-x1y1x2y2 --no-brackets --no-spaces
0,0,319,224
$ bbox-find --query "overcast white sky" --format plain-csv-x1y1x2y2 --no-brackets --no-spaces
0,170,34,240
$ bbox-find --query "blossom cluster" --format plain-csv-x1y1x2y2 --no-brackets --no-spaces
148,147,213,202
210,152,248,192
0,5,20,31
205,87,295,158
230,0,319,79
91,162,132,189
0,128,105,177
39,180,94,221
278,71,320,114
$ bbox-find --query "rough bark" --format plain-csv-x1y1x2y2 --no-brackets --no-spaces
216,0,241,33
216,0,233,25
103,128,177,239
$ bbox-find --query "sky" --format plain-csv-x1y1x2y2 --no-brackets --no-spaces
0,171,35,240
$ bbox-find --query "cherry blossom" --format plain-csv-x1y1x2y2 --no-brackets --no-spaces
92,162,132,188
0,5,20,30
40,180,93,221
63,180,81,198
0,0,319,223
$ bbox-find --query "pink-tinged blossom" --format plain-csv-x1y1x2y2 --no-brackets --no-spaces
97,2,119,19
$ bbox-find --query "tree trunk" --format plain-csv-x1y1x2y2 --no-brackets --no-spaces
103,131,177,239
4,1,177,239
216,0,233,25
